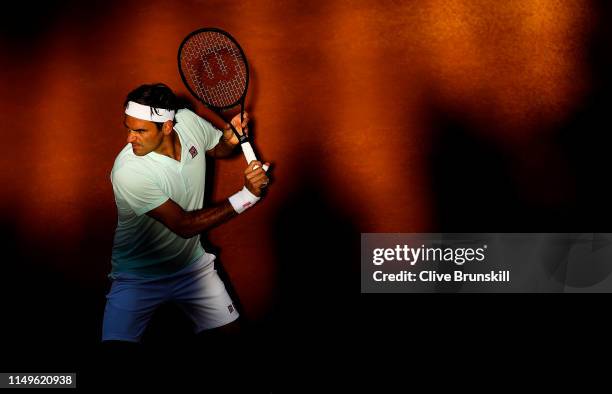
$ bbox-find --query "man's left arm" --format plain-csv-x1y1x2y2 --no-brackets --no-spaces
207,112,249,159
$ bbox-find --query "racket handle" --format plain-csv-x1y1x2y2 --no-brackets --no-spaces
241,141,269,171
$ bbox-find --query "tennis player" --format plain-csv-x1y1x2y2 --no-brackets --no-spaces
102,83,269,358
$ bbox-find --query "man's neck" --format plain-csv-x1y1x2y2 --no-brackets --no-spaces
154,129,182,162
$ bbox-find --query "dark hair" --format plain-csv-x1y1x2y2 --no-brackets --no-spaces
124,83,179,129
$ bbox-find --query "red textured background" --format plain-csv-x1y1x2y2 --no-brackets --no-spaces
2,0,609,375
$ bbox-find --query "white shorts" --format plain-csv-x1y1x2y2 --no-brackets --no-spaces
102,255,239,343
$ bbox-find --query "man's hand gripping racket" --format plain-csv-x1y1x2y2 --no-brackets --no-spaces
225,111,269,173
178,27,269,172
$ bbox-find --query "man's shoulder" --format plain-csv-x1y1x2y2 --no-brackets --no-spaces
174,108,221,151
111,145,154,182
175,108,214,130
175,108,200,124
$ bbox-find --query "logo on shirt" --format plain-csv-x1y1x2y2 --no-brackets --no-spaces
189,146,198,158
228,304,235,314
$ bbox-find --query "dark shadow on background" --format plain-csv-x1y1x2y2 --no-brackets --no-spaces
393,1,612,351
0,0,122,381
0,234,108,382
0,1,69,42
420,1,612,233
556,1,612,231
425,103,524,231
0,1,110,50
267,156,361,357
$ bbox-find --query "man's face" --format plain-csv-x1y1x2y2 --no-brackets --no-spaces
123,115,163,156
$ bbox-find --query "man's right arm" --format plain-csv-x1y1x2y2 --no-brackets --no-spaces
147,199,237,238
146,160,270,238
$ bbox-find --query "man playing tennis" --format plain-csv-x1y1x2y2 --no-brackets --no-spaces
102,83,269,369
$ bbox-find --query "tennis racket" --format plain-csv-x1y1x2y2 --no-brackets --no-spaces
178,27,268,171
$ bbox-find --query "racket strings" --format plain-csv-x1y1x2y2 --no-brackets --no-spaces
180,32,247,108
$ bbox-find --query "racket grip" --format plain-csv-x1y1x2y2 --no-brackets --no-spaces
241,141,269,171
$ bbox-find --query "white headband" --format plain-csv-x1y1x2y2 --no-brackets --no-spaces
125,101,175,122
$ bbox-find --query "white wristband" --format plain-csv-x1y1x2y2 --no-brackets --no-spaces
228,186,260,214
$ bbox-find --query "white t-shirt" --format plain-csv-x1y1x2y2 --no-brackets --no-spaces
110,109,222,277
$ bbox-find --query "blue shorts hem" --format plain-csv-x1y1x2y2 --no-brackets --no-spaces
102,334,141,343
194,312,240,334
